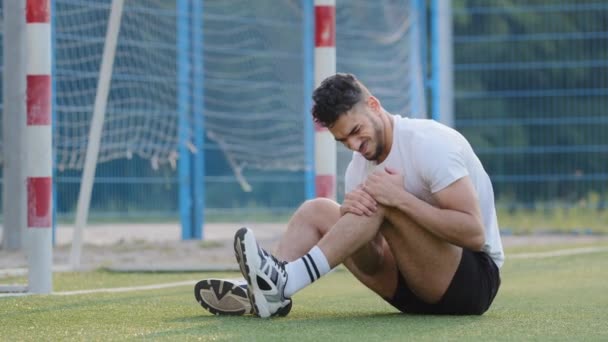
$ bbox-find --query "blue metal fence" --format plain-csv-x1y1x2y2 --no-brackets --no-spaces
50,0,312,223
43,0,415,224
452,1,608,210
2,1,604,231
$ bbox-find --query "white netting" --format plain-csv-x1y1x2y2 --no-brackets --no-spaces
336,0,425,196
3,0,423,175
338,0,417,115
202,0,305,172
52,0,307,172
54,0,180,170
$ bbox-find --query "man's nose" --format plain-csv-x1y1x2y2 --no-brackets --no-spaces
346,138,360,151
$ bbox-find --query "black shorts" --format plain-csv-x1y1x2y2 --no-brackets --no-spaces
385,249,501,315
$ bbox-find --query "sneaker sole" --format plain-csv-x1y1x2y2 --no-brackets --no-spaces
194,279,252,316
234,227,272,318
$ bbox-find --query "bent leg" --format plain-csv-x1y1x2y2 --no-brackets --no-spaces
275,198,340,261
380,207,462,304
275,199,399,299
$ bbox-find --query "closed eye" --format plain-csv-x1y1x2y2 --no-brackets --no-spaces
335,125,360,142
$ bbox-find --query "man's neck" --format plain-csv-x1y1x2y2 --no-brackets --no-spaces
375,112,394,164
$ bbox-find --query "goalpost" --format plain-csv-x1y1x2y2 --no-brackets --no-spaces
0,0,427,280
69,0,125,269
0,0,53,294
314,0,337,200
69,0,334,268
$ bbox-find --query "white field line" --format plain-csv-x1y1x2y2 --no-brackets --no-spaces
0,280,198,298
1,246,607,298
54,280,198,296
508,246,608,259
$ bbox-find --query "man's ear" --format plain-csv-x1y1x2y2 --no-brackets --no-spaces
367,96,382,114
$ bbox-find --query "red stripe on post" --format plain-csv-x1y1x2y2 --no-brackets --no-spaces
26,0,50,23
315,6,335,47
27,75,52,125
315,174,335,198
27,177,52,228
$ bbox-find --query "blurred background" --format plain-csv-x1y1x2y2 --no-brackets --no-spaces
1,0,607,243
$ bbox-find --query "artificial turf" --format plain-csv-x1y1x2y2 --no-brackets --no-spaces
1,244,607,341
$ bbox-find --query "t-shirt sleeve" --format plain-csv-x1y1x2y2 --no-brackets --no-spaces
415,135,469,194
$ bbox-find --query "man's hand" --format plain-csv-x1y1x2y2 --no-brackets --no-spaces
340,185,378,217
363,167,406,207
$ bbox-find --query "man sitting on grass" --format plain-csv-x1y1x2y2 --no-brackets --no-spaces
196,73,503,317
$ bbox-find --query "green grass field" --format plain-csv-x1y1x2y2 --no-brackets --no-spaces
1,244,607,341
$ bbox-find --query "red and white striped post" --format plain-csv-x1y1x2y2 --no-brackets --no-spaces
25,0,53,294
314,0,336,199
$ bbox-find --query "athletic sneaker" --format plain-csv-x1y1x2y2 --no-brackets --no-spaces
234,227,292,318
194,278,293,317
194,278,252,315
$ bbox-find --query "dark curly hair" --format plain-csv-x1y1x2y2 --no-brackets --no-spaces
312,73,364,128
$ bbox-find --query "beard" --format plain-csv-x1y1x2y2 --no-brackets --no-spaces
365,118,385,161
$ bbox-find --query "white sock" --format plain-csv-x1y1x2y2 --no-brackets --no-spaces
283,246,331,297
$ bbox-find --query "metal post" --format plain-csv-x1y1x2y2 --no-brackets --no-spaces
303,0,315,199
191,0,205,239
410,0,428,118
418,0,428,87
177,0,192,240
314,0,336,200
51,0,57,246
431,0,454,126
24,0,54,293
70,0,124,269
2,0,27,251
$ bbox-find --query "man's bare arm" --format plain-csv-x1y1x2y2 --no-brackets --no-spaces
363,168,484,251
390,176,485,251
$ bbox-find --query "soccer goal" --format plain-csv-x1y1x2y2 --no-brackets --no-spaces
1,0,427,291
1,0,53,294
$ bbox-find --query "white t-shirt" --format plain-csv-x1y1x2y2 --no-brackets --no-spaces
345,115,504,268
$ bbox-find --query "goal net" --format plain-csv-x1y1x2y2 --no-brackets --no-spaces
0,0,424,212
51,0,424,173
336,0,427,199
0,0,425,288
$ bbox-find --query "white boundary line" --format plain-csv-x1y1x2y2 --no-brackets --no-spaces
0,280,198,298
508,246,608,259
1,246,607,298
54,280,198,296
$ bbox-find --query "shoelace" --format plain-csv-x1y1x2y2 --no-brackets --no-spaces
275,260,288,279
264,248,288,279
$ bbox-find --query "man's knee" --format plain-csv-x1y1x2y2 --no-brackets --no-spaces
294,199,386,240
298,198,340,217
295,198,340,235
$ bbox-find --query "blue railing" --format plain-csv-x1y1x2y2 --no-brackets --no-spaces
2,1,604,227
453,1,608,209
